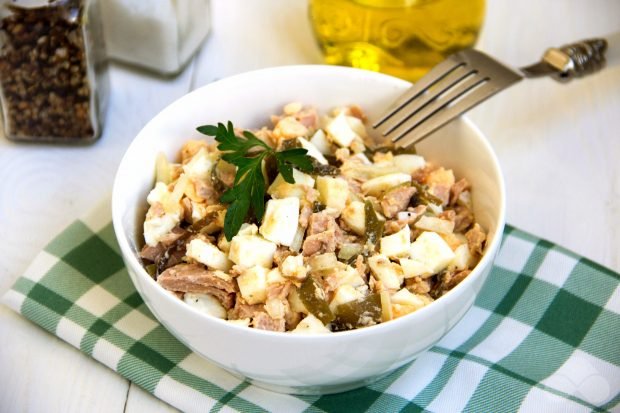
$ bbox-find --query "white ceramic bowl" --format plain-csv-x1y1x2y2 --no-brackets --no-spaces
112,65,505,395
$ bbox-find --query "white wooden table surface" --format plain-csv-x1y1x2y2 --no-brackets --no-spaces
1,1,618,411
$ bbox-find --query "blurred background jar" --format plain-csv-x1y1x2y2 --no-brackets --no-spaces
309,0,485,82
100,0,211,76
0,0,108,143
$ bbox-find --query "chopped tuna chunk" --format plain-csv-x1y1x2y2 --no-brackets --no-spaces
354,254,368,277
384,220,406,235
438,209,456,224
303,211,344,255
228,299,263,320
194,178,219,204
454,205,474,233
140,243,166,263
465,223,486,255
158,264,236,308
302,231,337,256
267,281,292,300
347,104,367,121
307,211,339,236
381,186,416,218
295,107,318,129
450,178,470,205
273,246,294,267
299,203,313,228
253,312,286,332
426,167,455,206
405,276,431,294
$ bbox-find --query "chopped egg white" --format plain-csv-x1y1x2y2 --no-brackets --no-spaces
409,231,455,276
265,297,287,319
228,318,251,327
147,182,170,205
144,213,180,247
238,223,259,236
186,238,232,271
415,216,455,234
228,234,277,268
190,201,208,223
329,284,364,312
182,147,217,179
390,288,429,318
393,154,425,175
449,244,474,271
316,176,349,213
309,129,332,155
326,111,359,147
268,169,315,199
298,137,328,165
391,288,427,309
361,173,411,196
259,197,300,246
341,201,365,236
334,263,366,288
217,234,231,254
399,258,432,279
184,293,227,319
292,314,331,334
346,115,367,138
280,254,307,280
267,267,287,284
380,225,411,258
368,254,404,290
237,265,269,304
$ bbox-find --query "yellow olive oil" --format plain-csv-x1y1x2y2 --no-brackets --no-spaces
309,0,485,81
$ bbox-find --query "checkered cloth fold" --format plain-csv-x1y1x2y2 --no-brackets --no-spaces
2,199,619,413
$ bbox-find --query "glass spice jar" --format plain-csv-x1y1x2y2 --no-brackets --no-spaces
0,0,108,143
99,0,211,76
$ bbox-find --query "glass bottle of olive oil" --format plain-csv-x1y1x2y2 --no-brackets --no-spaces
309,0,485,82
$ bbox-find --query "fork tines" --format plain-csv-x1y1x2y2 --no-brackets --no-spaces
373,49,523,148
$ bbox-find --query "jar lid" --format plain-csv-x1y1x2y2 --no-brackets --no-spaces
4,0,80,7
2,0,83,22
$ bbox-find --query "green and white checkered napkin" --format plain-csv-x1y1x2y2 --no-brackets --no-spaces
3,199,620,413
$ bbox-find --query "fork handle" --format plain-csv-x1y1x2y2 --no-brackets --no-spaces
541,32,620,82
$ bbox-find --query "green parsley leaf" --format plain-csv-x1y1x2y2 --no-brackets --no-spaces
196,122,314,240
196,125,219,136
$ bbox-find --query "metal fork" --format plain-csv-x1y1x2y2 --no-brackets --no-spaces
373,33,619,148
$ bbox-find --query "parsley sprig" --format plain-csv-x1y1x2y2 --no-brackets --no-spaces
197,121,313,240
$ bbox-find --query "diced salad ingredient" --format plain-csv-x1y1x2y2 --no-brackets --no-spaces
140,103,487,333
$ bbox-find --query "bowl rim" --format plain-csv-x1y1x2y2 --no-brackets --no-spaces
112,64,506,342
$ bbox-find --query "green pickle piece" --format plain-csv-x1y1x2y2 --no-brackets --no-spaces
145,264,157,278
410,181,442,206
364,144,416,159
298,275,335,324
312,201,326,213
311,160,340,176
364,200,384,246
333,293,382,331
